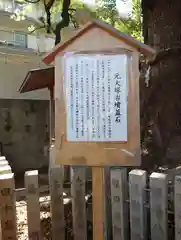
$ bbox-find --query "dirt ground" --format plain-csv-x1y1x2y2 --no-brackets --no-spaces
14,169,92,239
14,169,177,239
16,198,93,239
16,186,92,239
17,197,53,240
16,196,76,240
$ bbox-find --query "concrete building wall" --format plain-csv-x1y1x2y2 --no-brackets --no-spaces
0,57,49,100
0,0,44,23
0,99,49,173
0,1,54,173
0,51,50,173
0,29,12,42
0,29,55,53
31,35,55,53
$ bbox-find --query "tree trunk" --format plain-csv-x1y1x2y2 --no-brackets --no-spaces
141,0,181,169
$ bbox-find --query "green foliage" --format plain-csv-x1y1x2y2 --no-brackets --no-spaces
96,0,142,41
59,0,142,41
95,0,118,26
123,0,143,41
51,0,96,24
13,0,142,41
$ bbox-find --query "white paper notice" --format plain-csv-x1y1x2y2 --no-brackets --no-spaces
64,54,128,142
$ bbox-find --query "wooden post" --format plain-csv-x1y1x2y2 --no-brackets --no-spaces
49,87,55,145
110,168,128,240
92,167,105,240
25,170,41,240
50,20,151,240
175,175,181,240
0,156,6,161
0,173,17,240
129,169,147,240
0,160,9,167
0,166,12,174
71,166,87,240
49,166,64,240
49,144,56,170
49,87,66,179
150,172,168,240
104,167,112,240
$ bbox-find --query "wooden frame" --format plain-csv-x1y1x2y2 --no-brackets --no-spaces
43,19,156,65
55,48,140,166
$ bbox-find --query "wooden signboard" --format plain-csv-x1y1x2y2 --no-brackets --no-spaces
42,19,155,167
45,20,156,167
43,19,156,240
55,49,140,166
65,53,128,142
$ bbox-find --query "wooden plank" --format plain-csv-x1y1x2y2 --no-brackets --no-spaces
0,166,11,174
0,156,6,161
175,175,181,240
55,49,140,167
0,160,9,166
92,167,105,240
49,144,67,182
104,167,112,240
0,173,17,240
15,180,92,202
49,144,56,170
24,170,41,240
129,169,147,240
111,168,128,240
49,166,65,240
150,172,168,240
71,166,87,240
49,88,55,143
16,185,49,202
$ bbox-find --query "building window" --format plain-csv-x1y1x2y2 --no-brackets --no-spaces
13,32,27,47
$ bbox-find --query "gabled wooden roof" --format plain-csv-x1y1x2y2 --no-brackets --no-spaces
43,19,156,65
19,67,54,93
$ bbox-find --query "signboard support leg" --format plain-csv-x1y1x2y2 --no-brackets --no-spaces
92,167,105,240
104,167,112,240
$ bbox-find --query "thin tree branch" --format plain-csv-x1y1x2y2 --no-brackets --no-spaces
54,0,71,45
44,0,55,33
29,25,46,33
24,0,40,3
24,0,71,45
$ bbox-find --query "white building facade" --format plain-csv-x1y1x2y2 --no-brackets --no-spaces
0,0,54,172
0,0,55,100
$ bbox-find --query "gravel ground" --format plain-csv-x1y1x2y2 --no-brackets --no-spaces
16,197,53,240
16,195,92,240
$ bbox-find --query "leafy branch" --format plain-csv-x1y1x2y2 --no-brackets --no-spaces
22,0,40,3
54,0,71,45
23,0,71,45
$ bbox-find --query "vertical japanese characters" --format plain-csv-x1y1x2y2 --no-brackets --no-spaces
65,54,128,142
114,73,122,123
